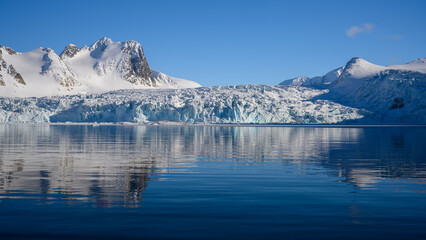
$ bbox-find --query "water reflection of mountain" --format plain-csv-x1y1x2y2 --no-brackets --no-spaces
0,125,183,207
0,125,425,205
319,127,426,187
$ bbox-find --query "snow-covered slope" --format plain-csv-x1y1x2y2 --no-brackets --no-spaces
342,70,426,122
0,85,364,124
0,38,200,97
388,58,426,74
329,58,426,119
331,57,388,94
279,76,310,86
279,57,426,123
152,70,201,89
280,67,343,87
280,57,426,88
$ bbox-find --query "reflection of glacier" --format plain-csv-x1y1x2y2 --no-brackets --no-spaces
0,125,425,205
0,125,194,207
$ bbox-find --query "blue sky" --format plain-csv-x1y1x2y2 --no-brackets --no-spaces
0,0,425,86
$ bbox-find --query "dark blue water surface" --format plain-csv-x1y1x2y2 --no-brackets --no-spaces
0,125,426,240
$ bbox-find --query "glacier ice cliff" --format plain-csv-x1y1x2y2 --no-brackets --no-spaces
0,85,366,124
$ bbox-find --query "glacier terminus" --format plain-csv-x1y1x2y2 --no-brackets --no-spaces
0,37,425,124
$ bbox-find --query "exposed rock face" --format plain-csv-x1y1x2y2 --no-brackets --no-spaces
0,49,3,69
0,50,4,86
7,65,25,85
0,49,5,69
0,46,25,85
59,44,80,59
0,37,201,97
86,38,157,87
0,45,17,55
121,40,156,87
89,37,113,52
390,97,405,110
40,48,80,89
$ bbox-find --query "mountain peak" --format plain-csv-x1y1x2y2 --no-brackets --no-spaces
331,57,388,91
348,56,362,62
89,37,113,51
42,47,54,53
387,57,426,74
97,37,113,43
407,58,426,65
346,57,370,66
122,40,141,47
0,45,18,55
0,37,201,97
341,57,385,77
121,40,144,55
60,44,80,59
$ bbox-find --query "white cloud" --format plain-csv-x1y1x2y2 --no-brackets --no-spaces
346,23,375,37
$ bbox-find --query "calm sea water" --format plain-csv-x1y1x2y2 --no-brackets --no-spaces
0,125,425,240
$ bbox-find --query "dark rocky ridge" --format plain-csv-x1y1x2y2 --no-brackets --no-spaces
7,65,26,85
0,49,3,86
0,37,198,94
59,37,157,87
122,40,156,87
42,48,79,89
0,45,17,55
59,44,80,59
0,47,25,86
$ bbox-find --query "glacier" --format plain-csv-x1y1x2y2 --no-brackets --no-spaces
1,37,426,125
0,85,366,124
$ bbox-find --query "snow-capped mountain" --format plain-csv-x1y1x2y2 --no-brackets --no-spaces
280,67,344,87
280,57,426,88
0,37,201,97
0,51,425,124
279,57,426,122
